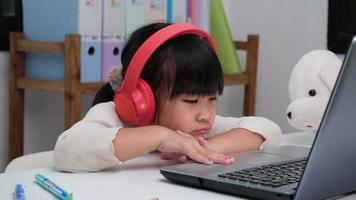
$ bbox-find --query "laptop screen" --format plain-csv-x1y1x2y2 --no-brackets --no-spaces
295,37,356,199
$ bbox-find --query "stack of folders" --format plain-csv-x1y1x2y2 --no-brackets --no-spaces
23,0,240,83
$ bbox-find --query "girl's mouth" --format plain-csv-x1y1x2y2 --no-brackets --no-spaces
194,128,211,135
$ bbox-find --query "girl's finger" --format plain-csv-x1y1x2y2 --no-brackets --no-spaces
184,147,213,165
195,143,234,164
177,155,188,163
197,137,209,147
207,152,234,164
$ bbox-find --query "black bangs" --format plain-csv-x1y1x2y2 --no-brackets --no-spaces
168,35,224,98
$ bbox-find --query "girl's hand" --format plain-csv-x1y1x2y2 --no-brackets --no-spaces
160,152,188,163
196,137,219,153
158,130,233,164
160,131,188,162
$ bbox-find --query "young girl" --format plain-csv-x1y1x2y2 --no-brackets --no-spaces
54,23,282,172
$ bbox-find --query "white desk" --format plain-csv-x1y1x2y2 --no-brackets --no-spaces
1,133,355,200
0,153,243,200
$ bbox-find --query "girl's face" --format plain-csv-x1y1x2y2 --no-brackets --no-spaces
156,94,217,138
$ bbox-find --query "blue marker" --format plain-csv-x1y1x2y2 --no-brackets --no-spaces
15,184,26,200
35,174,73,200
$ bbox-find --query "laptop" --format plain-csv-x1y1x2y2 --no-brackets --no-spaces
160,36,356,200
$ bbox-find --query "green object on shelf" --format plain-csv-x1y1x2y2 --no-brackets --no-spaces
210,0,241,75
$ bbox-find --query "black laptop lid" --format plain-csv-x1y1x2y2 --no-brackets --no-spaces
295,37,356,200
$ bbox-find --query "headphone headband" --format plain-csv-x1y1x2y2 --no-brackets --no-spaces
115,23,217,126
119,23,217,94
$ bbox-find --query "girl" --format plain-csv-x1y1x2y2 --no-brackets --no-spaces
54,23,282,172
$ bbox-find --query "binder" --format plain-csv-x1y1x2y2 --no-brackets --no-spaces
197,0,210,32
167,0,188,23
79,0,102,82
101,0,125,82
189,0,210,32
125,0,145,37
144,0,167,24
126,0,171,38
188,0,197,24
22,0,103,82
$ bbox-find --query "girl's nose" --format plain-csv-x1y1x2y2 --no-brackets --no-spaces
197,111,211,123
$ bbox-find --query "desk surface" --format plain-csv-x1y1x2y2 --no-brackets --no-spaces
0,153,244,200
1,133,355,200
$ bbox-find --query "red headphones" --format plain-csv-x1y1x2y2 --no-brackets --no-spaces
114,23,217,126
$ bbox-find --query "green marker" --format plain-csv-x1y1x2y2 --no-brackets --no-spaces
35,174,73,200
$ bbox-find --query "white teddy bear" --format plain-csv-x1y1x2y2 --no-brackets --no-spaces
286,50,342,139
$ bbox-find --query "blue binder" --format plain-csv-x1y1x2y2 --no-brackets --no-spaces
125,0,145,37
22,0,102,82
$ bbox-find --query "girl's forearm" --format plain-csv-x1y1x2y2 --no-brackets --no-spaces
206,128,264,155
112,125,169,161
113,126,234,165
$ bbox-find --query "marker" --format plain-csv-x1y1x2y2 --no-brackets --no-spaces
14,184,26,200
35,174,73,200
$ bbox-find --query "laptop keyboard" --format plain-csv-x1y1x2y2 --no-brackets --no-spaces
217,158,307,188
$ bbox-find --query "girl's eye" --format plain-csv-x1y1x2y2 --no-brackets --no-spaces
183,99,198,104
209,97,217,101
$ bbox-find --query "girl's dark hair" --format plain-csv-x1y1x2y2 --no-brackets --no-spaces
92,22,224,108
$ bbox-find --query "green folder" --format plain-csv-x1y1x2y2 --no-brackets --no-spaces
210,0,241,74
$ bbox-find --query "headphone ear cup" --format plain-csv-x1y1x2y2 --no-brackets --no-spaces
134,79,156,125
114,79,155,126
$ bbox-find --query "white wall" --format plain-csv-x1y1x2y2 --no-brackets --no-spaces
0,0,328,171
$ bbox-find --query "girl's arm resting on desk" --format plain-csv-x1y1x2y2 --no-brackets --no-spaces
113,126,231,165
54,102,123,172
206,116,283,154
54,102,231,172
206,128,264,155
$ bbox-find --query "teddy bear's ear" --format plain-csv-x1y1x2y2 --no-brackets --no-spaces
318,53,342,91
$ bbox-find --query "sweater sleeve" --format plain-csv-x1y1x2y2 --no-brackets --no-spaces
209,115,283,149
53,102,123,172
